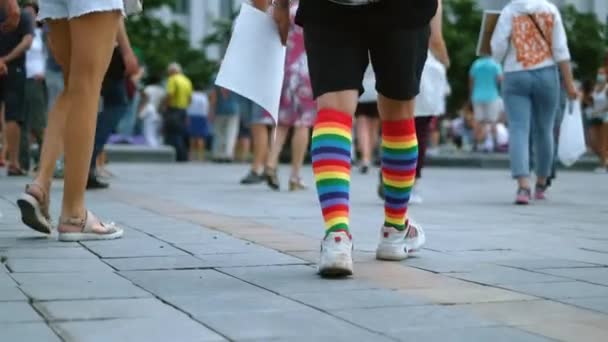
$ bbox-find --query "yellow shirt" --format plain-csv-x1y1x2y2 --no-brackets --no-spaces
166,73,193,109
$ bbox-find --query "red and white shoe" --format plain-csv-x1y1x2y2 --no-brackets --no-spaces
318,231,353,278
376,221,426,261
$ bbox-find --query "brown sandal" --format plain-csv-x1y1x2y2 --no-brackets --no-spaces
17,183,52,234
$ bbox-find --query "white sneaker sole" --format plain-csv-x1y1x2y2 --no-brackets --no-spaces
58,228,124,242
318,252,353,278
376,243,409,261
17,194,52,235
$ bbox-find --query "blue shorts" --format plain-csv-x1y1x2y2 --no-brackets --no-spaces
188,116,209,138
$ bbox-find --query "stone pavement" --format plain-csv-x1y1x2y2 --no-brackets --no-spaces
0,164,607,342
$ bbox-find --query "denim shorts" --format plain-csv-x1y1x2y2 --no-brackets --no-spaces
39,0,124,20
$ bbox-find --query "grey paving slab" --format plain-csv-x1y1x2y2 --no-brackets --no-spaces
537,267,608,286
0,236,80,249
120,269,257,297
1,246,97,259
196,251,309,268
496,258,602,270
6,258,113,273
502,281,608,300
146,229,233,244
34,298,186,321
390,326,554,342
54,317,226,342
14,272,151,301
287,289,428,311
82,239,189,258
0,323,61,342
166,290,305,315
104,255,209,271
448,266,569,285
333,305,497,335
0,285,27,301
220,265,379,294
0,302,42,323
193,307,389,341
177,240,279,255
558,297,608,314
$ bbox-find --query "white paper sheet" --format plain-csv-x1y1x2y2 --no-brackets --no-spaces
215,3,286,123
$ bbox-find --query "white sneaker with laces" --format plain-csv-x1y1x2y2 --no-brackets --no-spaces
376,221,426,261
318,231,353,277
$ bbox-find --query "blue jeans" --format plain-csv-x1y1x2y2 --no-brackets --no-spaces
503,66,559,179
91,79,129,171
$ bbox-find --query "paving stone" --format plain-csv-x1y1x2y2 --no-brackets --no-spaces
82,239,189,258
398,285,536,305
14,273,151,301
121,269,256,297
166,290,305,315
147,230,233,244
1,247,97,259
194,307,388,341
35,298,185,321
333,305,497,335
177,240,278,255
538,267,608,286
287,289,428,311
389,326,554,342
6,258,113,273
502,281,608,300
196,251,309,268
0,302,42,323
0,323,61,342
104,256,208,271
54,317,226,342
559,297,608,314
0,236,80,249
0,285,27,301
220,265,378,294
448,266,569,285
496,258,601,270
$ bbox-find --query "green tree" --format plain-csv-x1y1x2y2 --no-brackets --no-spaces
560,5,606,81
125,0,216,88
443,0,483,113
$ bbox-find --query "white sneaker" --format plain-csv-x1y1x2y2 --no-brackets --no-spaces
376,221,426,261
318,231,353,277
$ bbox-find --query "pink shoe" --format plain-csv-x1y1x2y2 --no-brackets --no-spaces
515,188,531,205
534,184,548,201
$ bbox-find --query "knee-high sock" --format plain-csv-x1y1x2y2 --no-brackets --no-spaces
311,108,352,237
382,119,418,231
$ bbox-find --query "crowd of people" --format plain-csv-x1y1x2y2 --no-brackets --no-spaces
0,0,605,277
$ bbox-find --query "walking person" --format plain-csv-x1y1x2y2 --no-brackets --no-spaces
163,62,193,162
469,55,503,152
355,67,380,175
186,88,210,161
264,0,315,192
239,98,274,184
254,0,437,277
589,68,608,172
209,86,240,162
16,0,126,241
491,0,578,205
0,1,33,176
20,2,47,173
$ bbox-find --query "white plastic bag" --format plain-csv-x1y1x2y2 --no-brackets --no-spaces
558,100,586,167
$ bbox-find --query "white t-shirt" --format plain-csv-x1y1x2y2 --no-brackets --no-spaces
143,84,166,111
26,28,46,79
187,91,209,117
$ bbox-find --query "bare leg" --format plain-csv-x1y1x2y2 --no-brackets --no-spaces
250,124,269,173
33,20,72,191
290,126,310,180
5,121,20,169
266,125,289,170
0,103,6,164
61,11,121,221
356,116,371,166
602,123,608,166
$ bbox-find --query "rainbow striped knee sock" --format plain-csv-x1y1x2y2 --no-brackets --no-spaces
311,109,353,237
381,119,418,231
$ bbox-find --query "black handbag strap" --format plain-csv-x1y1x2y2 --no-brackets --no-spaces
528,14,549,46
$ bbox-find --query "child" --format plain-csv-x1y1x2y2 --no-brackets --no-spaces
139,89,162,147
187,89,210,161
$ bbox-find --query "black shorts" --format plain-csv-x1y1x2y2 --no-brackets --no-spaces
0,65,26,124
303,24,429,101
